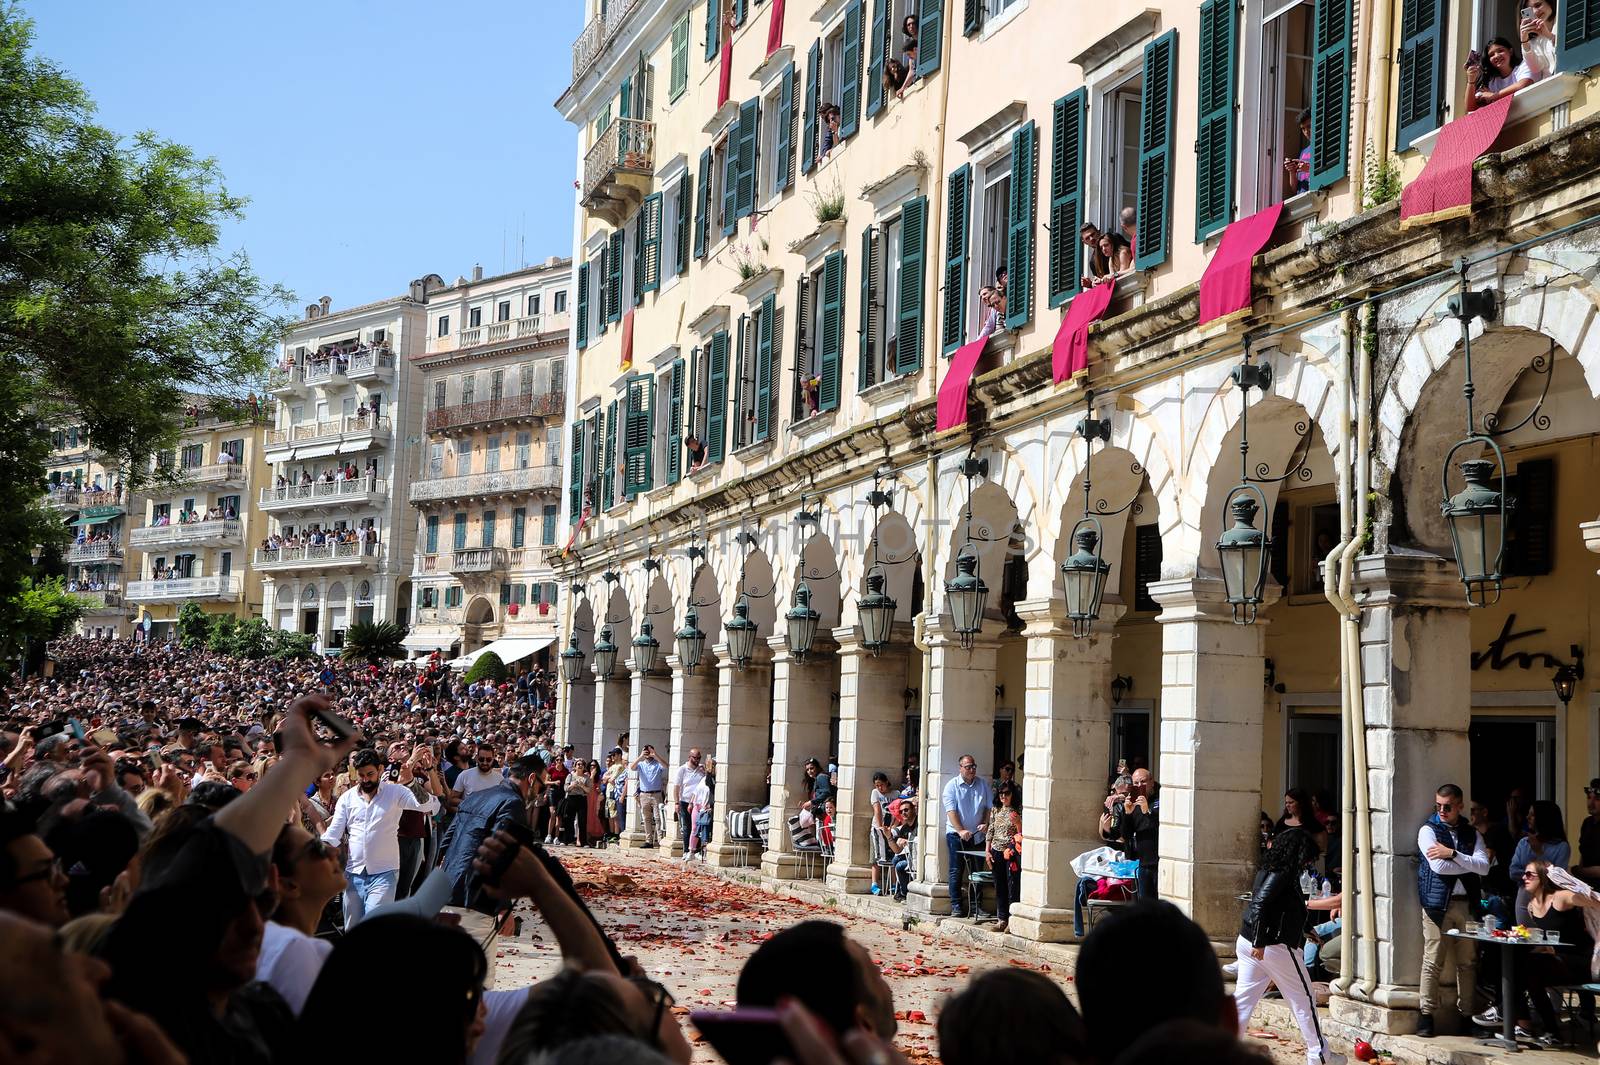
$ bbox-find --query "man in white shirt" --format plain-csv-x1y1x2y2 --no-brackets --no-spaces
1414,783,1490,1038
322,747,440,928
671,748,707,856
452,742,504,799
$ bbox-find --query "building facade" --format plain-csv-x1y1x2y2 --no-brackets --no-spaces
405,260,574,663
124,399,273,641
258,294,426,648
46,423,132,638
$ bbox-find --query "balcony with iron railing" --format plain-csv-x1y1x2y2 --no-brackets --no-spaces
345,348,395,380
424,392,565,435
413,606,465,626
129,519,243,550
582,117,654,225
68,542,123,563
126,575,242,603
259,476,388,512
46,488,125,512
264,414,391,456
253,541,384,572
409,464,562,505
176,462,249,490
571,0,644,84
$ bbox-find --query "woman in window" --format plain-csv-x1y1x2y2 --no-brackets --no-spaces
901,16,920,88
1283,111,1312,198
883,58,908,100
1093,232,1133,285
1466,37,1535,112
1521,0,1558,78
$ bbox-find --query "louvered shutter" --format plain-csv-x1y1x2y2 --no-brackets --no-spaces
596,246,610,334
897,196,927,374
755,295,776,440
818,250,845,412
733,314,749,445
576,263,591,350
607,231,625,321
941,164,971,356
602,400,617,509
642,194,663,294
802,41,820,175
1310,0,1353,189
793,275,812,421
734,0,748,25
623,377,653,497
707,330,729,462
1396,0,1446,152
840,0,863,138
676,175,693,276
1048,91,1087,308
620,76,632,120
569,424,584,519
705,0,720,61
736,97,759,220
667,358,685,485
867,0,888,118
723,115,741,236
1004,121,1036,330
1195,0,1237,242
916,0,942,76
695,148,712,259
632,213,644,306
776,63,796,194
963,0,982,35
1134,31,1178,272
1559,0,1600,71
859,224,877,390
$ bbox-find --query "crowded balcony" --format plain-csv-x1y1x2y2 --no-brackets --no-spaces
67,582,123,610
571,0,643,84
268,365,306,396
409,464,562,506
345,348,395,381
129,518,243,550
47,487,125,512
176,461,249,490
67,541,123,563
259,476,388,513
424,392,565,436
253,540,384,572
582,117,654,225
125,575,242,603
263,414,391,460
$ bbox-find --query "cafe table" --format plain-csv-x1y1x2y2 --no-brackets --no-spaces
1446,926,1560,1053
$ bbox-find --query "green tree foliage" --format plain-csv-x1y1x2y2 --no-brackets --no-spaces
341,620,407,665
0,6,288,638
464,651,507,685
176,602,213,648
269,630,317,662
5,577,85,664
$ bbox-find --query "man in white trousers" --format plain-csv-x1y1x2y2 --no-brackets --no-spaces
1234,827,1337,1065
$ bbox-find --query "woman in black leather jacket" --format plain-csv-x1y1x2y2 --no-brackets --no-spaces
1233,828,1331,1065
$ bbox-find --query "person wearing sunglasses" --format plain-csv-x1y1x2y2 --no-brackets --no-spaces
1415,783,1490,1038
0,810,70,927
256,823,344,1013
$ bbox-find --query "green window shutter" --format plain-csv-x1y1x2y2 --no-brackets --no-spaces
575,263,590,350
602,400,618,509
632,213,644,306
818,250,845,412
840,0,863,138
641,193,663,294
776,63,796,194
1005,121,1037,330
1195,0,1238,242
1558,0,1600,72
596,246,609,333
695,148,712,259
859,224,877,390
897,196,927,374
707,330,729,462
723,117,741,236
569,429,583,519
755,295,776,440
667,358,685,484
453,512,467,550
734,0,748,26
793,276,812,420
1048,90,1087,309
482,510,496,549
963,0,982,35
1134,30,1178,272
1396,0,1446,152
733,314,747,444
671,12,690,100
802,41,820,175
941,164,972,356
676,176,693,276
542,505,557,545
1310,0,1353,189
736,97,760,220
867,0,887,118
426,515,439,553
512,507,526,548
916,0,943,76
620,76,632,120
607,231,625,322
705,0,720,61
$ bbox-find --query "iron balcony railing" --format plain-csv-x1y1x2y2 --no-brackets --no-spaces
409,464,562,504
259,476,388,509
425,392,564,433
582,117,655,205
126,575,242,601
572,0,644,83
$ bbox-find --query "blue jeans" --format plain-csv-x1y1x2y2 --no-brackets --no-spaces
1304,918,1341,969
1136,864,1157,900
1073,875,1098,937
343,868,399,929
946,832,972,912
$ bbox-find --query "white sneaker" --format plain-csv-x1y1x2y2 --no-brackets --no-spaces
1223,961,1239,977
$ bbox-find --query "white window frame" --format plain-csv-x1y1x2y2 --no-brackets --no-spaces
823,22,846,110
485,434,502,474
653,365,673,486
553,290,567,313
711,130,731,246
967,144,1013,340
1242,0,1317,215
621,215,636,310
687,343,711,446
758,82,784,208
733,308,762,449
656,156,689,295
529,293,542,316
1099,70,1143,236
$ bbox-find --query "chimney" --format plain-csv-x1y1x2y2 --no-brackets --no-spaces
319,296,332,316
471,264,484,282
305,304,320,320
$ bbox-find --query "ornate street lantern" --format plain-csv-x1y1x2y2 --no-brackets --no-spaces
725,597,758,669
1554,663,1580,707
592,625,619,680
631,620,660,674
945,550,988,649
858,569,897,654
675,607,707,673
1441,456,1510,607
1061,523,1112,638
558,635,586,682
1217,491,1271,624
786,582,821,661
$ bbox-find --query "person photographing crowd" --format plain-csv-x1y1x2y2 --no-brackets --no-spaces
321,745,440,927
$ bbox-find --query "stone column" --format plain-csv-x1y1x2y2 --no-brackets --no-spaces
1148,576,1274,939
592,677,632,765
1330,554,1471,1035
705,642,773,868
906,623,1001,917
563,678,596,761
761,634,837,880
620,661,673,849
666,653,719,856
826,626,911,894
1008,599,1119,942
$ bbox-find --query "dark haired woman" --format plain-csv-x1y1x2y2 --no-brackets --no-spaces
985,781,1022,933
1511,799,1570,921
1467,36,1534,111
1234,827,1329,1065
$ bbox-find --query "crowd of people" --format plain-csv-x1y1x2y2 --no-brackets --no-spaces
148,502,239,526
258,522,381,555
271,459,381,494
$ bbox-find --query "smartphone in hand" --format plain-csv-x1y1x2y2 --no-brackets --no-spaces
691,1009,801,1065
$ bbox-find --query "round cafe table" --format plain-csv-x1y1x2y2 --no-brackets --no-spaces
1446,927,1560,1053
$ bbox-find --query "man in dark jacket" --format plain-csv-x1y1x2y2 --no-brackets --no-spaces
1233,827,1329,1065
440,753,541,914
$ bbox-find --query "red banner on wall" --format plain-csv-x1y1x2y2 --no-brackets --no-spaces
620,309,635,370
1400,96,1512,228
937,336,989,433
766,0,786,56
1052,280,1115,385
1198,203,1284,326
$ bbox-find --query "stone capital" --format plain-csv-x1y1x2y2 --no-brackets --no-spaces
923,613,1004,651
1149,574,1281,625
1014,596,1128,638
766,631,838,663
1352,551,1473,610
829,623,914,657
711,641,772,675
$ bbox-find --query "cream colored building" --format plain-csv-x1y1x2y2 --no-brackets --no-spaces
555,0,1600,1036
46,422,132,638
404,260,574,664
124,399,273,640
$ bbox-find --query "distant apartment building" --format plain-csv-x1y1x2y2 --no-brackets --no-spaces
45,423,131,638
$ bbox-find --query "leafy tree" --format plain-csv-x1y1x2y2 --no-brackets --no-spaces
176,602,214,648
464,651,507,685
0,6,288,639
224,617,275,660
268,629,317,662
341,620,407,665
5,576,85,674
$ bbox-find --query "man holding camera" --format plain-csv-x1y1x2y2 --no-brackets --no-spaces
322,746,441,928
633,744,667,848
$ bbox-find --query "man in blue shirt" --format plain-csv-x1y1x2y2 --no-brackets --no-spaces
439,753,541,912
941,754,992,917
633,744,667,848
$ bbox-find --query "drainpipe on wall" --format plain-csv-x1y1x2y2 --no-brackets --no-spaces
1367,0,1397,201
1350,0,1376,205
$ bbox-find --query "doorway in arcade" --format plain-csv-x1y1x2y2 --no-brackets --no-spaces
1469,712,1558,825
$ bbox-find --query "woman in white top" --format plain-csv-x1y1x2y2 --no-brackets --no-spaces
1521,0,1558,78
256,823,343,1013
1467,37,1536,112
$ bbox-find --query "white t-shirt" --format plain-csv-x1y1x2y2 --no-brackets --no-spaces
454,766,503,797
256,921,333,1014
671,763,707,800
870,787,891,825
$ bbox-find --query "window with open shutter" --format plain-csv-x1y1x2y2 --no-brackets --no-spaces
867,0,888,118
667,358,685,484
695,149,712,259
1048,91,1087,308
1134,31,1178,272
859,225,878,390
818,250,845,411
596,246,610,334
963,0,982,35
707,330,729,462
941,165,971,356
776,63,796,194
1310,0,1353,189
576,263,591,350
671,10,691,100
723,112,741,236
733,314,749,447
841,0,863,137
1005,121,1037,330
916,0,943,76
641,194,663,294
623,377,654,497
607,231,625,321
569,428,584,519
793,275,813,419
1396,0,1446,152
755,295,776,440
897,196,927,374
602,401,618,508
736,97,760,221
1505,458,1556,577
802,41,821,175
734,0,748,25
620,76,632,120
1559,0,1600,71
675,176,693,276
1134,523,1163,612
705,0,721,61
1195,0,1237,242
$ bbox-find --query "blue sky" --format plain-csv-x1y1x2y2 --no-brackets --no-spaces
27,0,582,311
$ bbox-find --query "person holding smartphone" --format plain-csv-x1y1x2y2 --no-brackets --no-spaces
1521,0,1558,78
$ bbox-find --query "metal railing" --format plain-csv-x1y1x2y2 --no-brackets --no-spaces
572,0,645,82
451,547,519,573
68,586,123,609
253,541,384,568
265,414,391,448
177,462,248,487
425,392,564,433
409,464,562,504
260,476,387,508
346,349,395,376
414,607,465,624
46,488,125,509
129,519,242,548
126,575,242,601
583,117,655,204
68,542,123,562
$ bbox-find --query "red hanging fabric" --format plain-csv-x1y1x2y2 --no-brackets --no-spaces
621,308,635,370
1197,203,1284,326
936,336,990,433
1051,280,1115,385
1400,96,1512,228
766,0,786,56
717,22,734,109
